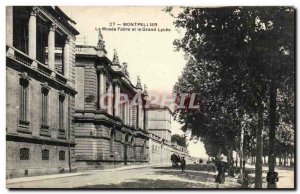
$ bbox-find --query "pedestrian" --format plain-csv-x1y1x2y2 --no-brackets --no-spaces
215,160,225,184
200,158,203,165
181,157,186,173
215,155,227,184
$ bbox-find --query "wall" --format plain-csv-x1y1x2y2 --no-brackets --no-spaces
148,109,171,130
6,141,70,178
6,63,75,178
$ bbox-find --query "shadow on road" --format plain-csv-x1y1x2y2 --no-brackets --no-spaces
78,168,240,189
79,178,207,189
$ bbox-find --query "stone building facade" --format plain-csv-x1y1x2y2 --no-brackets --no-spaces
6,6,79,178
147,105,198,164
74,33,149,170
6,6,197,179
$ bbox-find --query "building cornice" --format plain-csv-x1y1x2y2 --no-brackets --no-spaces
37,6,79,39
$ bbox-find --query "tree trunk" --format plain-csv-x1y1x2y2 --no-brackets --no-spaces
239,111,245,176
228,147,234,176
284,153,287,166
268,83,277,188
290,153,294,167
255,101,263,188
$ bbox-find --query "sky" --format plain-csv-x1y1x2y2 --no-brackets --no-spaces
61,6,208,158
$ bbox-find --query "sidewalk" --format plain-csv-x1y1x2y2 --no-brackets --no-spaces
6,163,163,186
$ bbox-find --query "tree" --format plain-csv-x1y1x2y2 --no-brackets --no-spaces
171,134,188,147
168,6,294,188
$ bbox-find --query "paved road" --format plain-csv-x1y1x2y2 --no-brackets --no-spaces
7,165,294,189
7,165,240,189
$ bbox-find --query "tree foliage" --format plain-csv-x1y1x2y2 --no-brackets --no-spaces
168,6,294,188
171,134,188,147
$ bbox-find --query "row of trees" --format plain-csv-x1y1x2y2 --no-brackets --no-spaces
171,134,188,147
168,7,294,188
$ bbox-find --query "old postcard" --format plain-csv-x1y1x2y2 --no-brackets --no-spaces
6,6,295,189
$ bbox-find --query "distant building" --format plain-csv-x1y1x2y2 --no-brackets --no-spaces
148,104,172,142
6,6,79,178
147,105,197,164
73,32,149,170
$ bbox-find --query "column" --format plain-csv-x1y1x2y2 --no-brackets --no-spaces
63,37,70,79
128,102,132,127
98,70,103,109
107,83,113,115
48,23,56,70
97,66,106,110
138,106,141,129
140,109,144,129
126,102,130,125
144,108,148,131
114,81,120,117
103,74,106,110
123,102,126,124
136,105,139,129
118,87,121,117
6,6,13,46
28,7,38,59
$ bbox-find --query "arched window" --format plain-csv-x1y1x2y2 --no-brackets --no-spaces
42,149,49,160
20,148,29,160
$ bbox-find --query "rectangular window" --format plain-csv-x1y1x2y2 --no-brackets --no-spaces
20,148,29,160
42,149,49,160
13,7,29,54
59,150,65,160
58,96,64,130
41,90,49,126
110,130,115,154
20,80,28,121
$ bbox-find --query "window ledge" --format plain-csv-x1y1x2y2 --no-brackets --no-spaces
40,125,51,137
18,120,31,134
57,129,67,139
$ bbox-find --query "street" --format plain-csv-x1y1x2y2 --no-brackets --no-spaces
7,164,238,189
6,164,294,189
